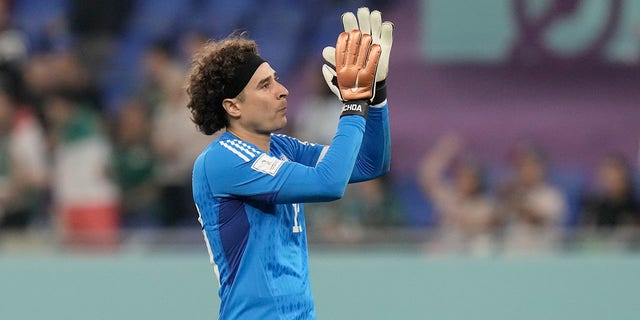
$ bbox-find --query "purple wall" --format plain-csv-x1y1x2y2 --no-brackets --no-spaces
388,64,640,174
382,0,640,175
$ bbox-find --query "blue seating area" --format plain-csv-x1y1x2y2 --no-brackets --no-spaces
10,0,385,111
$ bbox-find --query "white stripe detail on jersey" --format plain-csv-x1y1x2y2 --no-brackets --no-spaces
219,141,250,162
201,229,221,286
195,204,221,286
228,140,256,157
239,141,260,155
316,145,330,166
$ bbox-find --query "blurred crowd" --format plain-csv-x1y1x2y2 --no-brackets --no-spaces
0,0,638,254
295,77,640,255
0,0,394,248
415,134,640,255
0,3,215,248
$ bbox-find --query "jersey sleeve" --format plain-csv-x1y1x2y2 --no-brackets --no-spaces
205,116,366,204
349,101,391,182
271,134,326,167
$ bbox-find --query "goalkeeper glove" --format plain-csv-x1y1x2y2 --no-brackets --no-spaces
322,7,394,105
325,29,381,118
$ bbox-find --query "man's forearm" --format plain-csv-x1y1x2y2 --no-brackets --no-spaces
349,103,391,183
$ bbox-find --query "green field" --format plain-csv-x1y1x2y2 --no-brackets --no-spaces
1,249,639,320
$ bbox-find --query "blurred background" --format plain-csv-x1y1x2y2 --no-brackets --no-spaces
1,0,639,319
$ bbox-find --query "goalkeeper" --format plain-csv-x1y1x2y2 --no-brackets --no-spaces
187,7,393,319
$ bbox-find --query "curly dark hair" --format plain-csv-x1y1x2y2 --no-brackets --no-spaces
186,34,259,135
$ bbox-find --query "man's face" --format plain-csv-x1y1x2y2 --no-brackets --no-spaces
234,63,289,134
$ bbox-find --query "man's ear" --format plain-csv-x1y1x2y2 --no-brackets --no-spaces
222,98,241,118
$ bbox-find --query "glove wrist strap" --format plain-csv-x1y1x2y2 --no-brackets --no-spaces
340,99,368,118
371,80,387,105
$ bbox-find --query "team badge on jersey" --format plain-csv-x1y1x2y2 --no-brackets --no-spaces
251,154,284,176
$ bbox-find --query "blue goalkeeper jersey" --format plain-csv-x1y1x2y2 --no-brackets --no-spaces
192,104,390,319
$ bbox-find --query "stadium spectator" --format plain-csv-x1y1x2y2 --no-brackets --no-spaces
22,51,103,126
418,133,498,254
0,84,48,230
49,50,104,112
581,154,640,230
144,43,210,228
44,89,120,249
138,41,184,113
342,174,401,228
498,142,567,254
21,53,55,124
112,97,159,228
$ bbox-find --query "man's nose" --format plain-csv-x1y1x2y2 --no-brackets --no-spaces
277,82,289,99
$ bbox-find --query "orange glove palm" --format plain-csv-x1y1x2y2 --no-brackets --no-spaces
334,30,381,102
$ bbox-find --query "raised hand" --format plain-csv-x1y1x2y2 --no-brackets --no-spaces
322,7,394,104
324,29,381,117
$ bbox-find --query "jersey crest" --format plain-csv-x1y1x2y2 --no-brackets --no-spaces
251,154,284,176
